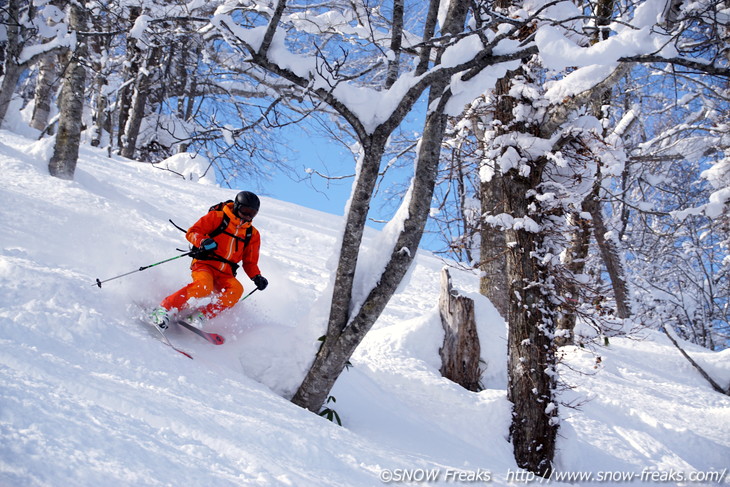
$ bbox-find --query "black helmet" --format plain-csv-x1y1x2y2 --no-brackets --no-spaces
234,191,260,220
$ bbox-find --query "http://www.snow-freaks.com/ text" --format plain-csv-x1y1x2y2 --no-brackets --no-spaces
378,467,727,484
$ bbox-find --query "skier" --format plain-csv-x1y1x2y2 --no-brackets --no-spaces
149,191,269,329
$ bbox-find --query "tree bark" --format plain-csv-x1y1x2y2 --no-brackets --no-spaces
0,63,23,129
30,52,58,132
479,171,509,317
48,3,87,180
384,0,404,89
0,0,23,127
89,13,110,147
504,163,558,476
478,73,515,319
116,6,142,152
29,0,63,133
503,65,628,475
585,189,632,319
555,209,591,346
121,46,161,159
439,267,481,391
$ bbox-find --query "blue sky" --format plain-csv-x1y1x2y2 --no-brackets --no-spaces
263,129,355,220
256,126,446,253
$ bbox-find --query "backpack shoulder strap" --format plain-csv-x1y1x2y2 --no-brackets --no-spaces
207,200,235,238
243,226,252,246
209,213,230,239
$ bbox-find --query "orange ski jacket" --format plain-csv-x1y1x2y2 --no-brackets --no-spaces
186,202,261,278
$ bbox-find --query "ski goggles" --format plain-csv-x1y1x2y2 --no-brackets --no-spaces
235,205,258,221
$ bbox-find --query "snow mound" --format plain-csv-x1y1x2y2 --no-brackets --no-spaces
154,152,217,185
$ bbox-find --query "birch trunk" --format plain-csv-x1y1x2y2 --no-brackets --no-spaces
30,53,57,132
0,64,22,129
48,3,87,180
121,47,161,159
116,6,141,152
0,0,23,126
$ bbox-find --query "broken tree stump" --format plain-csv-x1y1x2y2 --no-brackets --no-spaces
439,267,482,392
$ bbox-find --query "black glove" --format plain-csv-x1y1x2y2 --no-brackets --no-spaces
200,238,217,251
253,274,268,290
190,238,217,258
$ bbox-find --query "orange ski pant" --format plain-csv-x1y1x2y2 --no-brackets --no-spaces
161,263,243,318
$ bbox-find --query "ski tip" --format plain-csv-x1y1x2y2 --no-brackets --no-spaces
178,350,194,359
211,334,225,345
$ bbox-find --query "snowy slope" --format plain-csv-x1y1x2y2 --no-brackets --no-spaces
0,129,729,486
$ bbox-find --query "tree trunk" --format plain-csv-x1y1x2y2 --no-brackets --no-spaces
0,0,23,127
290,135,388,411
479,169,509,317
478,73,518,318
48,3,87,180
30,52,58,132
291,0,470,414
555,209,591,346
294,92,451,412
384,0,404,89
585,190,632,319
504,166,558,476
90,80,108,148
0,64,23,129
89,14,109,147
439,267,481,391
116,6,142,152
121,46,161,159
585,0,632,321
29,0,62,133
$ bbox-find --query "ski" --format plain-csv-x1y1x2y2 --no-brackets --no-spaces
152,323,194,359
175,320,225,345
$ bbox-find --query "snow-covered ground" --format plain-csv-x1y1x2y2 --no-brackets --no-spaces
0,129,728,486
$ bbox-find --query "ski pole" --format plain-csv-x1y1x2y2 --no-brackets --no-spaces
239,288,258,302
93,251,194,288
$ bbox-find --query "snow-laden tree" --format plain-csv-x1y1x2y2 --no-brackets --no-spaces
0,0,71,127
209,0,536,417
433,0,728,473
2,0,292,180
611,66,730,349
